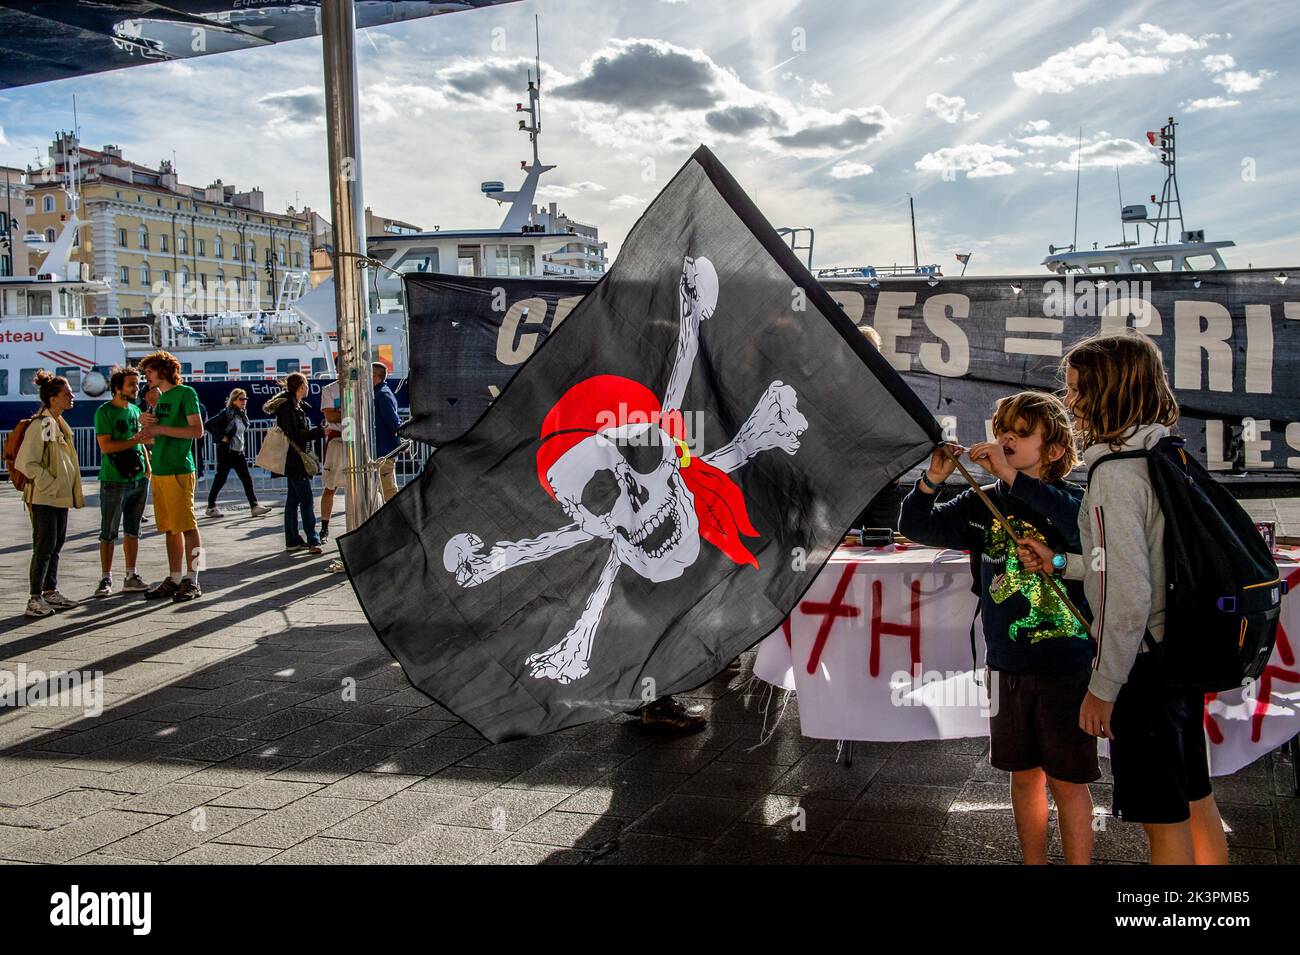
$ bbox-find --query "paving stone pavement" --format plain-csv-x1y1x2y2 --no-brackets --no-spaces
1,480,1296,865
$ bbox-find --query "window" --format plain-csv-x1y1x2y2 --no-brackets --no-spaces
311,358,328,376
160,233,169,253
118,228,127,247
25,197,34,211
266,280,274,297
156,198,162,207
276,358,300,374
140,265,149,286
121,307,131,318
0,369,7,395
20,369,43,395
44,228,56,242
196,238,205,256
178,267,189,287
27,291,52,315
278,244,286,266
73,227,80,247
181,363,193,377
57,366,82,392
294,251,302,268
0,254,10,278
247,241,255,261
162,270,170,283
204,361,228,376
215,236,223,259
138,227,149,250
65,194,72,211
178,229,187,254
119,266,130,286
215,269,225,286
241,359,264,375
43,195,55,213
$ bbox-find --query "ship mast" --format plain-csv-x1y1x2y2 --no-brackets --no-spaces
1148,117,1184,244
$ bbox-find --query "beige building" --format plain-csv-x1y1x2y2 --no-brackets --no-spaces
26,131,312,320
1,165,32,278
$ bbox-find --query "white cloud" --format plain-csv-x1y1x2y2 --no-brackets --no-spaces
935,54,958,65
781,72,832,99
1202,53,1235,73
554,38,899,157
1020,119,1051,132
925,92,980,123
829,161,874,179
1121,23,1216,54
1182,96,1241,112
915,142,1021,178
609,194,647,208
1214,69,1274,93
1052,138,1154,170
0,125,6,147
1018,133,1080,149
536,181,607,200
1013,30,1171,94
967,161,1016,178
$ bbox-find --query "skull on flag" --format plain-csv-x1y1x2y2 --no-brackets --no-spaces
442,256,809,684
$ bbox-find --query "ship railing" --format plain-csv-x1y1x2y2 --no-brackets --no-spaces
1,413,428,497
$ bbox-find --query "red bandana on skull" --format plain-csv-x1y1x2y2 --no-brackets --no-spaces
535,375,759,568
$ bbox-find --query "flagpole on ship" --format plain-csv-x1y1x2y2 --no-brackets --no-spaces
321,0,380,530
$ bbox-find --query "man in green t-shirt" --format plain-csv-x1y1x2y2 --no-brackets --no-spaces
93,367,151,598
137,350,205,601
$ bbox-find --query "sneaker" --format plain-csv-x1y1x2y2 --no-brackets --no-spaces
145,577,181,599
286,540,308,552
308,544,324,555
205,506,223,518
41,590,80,611
319,528,330,544
638,695,707,733
93,577,113,598
122,573,148,593
25,596,54,618
249,504,272,517
172,578,202,602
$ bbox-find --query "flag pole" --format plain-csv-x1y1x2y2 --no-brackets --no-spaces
941,445,1092,635
321,0,379,530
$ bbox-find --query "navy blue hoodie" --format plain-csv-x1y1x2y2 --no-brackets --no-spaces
898,474,1093,674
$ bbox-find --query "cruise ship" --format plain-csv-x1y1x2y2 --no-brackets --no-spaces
0,65,606,433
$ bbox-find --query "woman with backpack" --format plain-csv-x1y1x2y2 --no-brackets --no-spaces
204,388,271,518
14,370,85,618
1018,331,1228,864
263,373,324,555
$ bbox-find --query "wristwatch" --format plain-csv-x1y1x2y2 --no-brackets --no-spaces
1051,551,1067,572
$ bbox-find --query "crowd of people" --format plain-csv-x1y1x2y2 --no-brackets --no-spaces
5,332,1234,864
7,350,403,614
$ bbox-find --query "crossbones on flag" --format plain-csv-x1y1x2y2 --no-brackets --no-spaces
339,146,942,742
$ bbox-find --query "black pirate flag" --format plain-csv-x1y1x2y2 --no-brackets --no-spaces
339,146,941,741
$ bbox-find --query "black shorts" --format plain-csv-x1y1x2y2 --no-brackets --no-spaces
987,667,1100,784
1109,652,1212,824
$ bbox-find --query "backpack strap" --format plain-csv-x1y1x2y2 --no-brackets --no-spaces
1086,448,1149,482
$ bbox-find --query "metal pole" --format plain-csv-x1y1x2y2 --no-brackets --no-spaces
908,195,918,270
321,0,378,530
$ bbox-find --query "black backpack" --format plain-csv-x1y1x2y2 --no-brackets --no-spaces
1089,434,1285,693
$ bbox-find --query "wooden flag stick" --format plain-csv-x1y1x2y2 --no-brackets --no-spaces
942,445,1092,636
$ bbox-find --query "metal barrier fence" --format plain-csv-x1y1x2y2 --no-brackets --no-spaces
0,416,429,496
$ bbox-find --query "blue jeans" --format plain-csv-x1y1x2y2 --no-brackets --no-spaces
99,479,148,542
284,476,319,546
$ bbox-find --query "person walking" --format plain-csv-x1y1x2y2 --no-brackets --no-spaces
317,376,345,543
372,362,401,502
15,371,85,617
268,373,324,555
204,388,271,518
93,366,150,597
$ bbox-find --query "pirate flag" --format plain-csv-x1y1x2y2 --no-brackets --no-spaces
339,146,941,742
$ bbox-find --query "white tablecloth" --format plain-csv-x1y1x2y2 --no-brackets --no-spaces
754,544,1300,776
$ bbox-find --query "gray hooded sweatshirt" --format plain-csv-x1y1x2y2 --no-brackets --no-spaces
1063,423,1169,702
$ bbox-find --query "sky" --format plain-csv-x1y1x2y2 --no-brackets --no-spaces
1,0,1297,274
